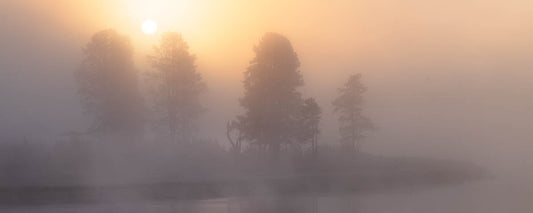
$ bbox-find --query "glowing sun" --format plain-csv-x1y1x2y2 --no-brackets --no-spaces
141,19,158,35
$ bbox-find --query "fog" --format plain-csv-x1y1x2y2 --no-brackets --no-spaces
1,0,532,212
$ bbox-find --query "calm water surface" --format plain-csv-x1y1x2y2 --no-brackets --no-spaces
2,177,531,213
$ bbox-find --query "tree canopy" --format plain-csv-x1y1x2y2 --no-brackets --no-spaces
76,29,143,135
332,74,374,151
238,32,304,153
147,32,206,144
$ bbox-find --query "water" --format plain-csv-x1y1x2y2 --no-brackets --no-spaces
1,177,531,213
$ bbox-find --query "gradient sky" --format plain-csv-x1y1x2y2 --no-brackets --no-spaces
1,0,533,173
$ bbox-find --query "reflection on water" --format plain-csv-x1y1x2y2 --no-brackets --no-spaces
2,178,533,213
0,195,323,213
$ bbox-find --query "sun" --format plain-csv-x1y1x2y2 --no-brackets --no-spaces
141,19,158,35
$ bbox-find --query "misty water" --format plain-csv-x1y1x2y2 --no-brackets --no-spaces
1,176,531,213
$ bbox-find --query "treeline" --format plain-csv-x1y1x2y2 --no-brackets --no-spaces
0,29,487,193
75,29,374,156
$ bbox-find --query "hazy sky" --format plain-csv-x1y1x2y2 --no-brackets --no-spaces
1,0,533,172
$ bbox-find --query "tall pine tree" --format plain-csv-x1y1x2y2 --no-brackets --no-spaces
238,33,304,154
298,98,321,156
147,32,205,144
332,74,374,151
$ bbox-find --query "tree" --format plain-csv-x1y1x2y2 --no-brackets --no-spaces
238,32,304,154
76,29,143,136
226,119,244,155
147,32,206,144
298,98,321,156
332,74,374,151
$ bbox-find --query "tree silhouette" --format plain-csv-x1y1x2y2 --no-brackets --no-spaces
332,74,374,151
238,32,304,154
298,98,321,156
226,119,244,155
147,32,206,144
76,29,143,136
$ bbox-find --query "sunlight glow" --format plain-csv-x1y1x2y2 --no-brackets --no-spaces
141,19,158,35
